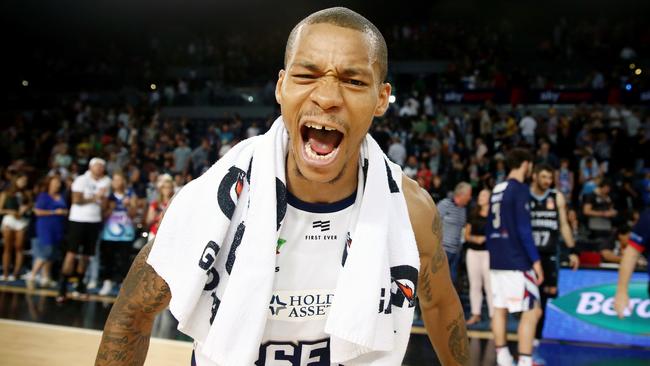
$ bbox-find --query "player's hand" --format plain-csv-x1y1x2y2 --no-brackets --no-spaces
614,290,629,319
569,253,580,271
533,261,544,286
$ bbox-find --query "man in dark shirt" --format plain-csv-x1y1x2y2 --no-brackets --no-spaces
582,179,617,256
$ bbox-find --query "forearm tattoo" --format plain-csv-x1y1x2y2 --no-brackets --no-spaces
95,243,170,365
447,310,470,365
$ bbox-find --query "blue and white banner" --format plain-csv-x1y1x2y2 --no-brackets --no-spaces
544,268,650,347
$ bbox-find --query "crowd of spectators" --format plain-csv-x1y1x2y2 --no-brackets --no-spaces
12,17,648,106
2,91,649,298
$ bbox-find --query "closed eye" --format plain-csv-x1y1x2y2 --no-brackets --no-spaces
293,74,317,79
345,79,367,86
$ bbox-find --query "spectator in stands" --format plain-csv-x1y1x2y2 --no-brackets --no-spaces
388,137,407,166
583,179,617,253
29,175,68,287
0,173,33,281
430,174,445,203
465,188,493,325
403,155,418,179
519,110,537,146
146,174,174,240
58,158,111,301
172,137,192,175
600,225,631,263
555,158,574,202
191,138,211,177
98,172,137,296
438,182,472,283
535,141,559,168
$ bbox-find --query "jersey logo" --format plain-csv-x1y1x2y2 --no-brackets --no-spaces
312,220,330,232
267,290,334,321
269,295,288,316
546,197,556,210
276,238,287,254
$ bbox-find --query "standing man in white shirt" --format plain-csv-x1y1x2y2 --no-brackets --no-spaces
519,110,537,146
57,157,111,302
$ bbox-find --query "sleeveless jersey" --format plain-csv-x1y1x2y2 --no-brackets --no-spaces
529,189,560,255
193,191,356,366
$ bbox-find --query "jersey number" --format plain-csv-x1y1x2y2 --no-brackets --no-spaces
491,203,501,229
533,231,550,247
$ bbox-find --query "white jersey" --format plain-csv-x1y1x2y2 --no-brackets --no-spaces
193,191,356,366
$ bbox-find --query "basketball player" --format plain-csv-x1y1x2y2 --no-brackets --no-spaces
486,148,543,366
615,208,650,318
96,8,468,366
529,163,579,341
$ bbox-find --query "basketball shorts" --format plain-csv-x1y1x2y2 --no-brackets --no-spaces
490,269,540,313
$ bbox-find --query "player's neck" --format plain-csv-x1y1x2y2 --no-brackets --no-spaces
507,169,525,183
286,155,358,204
531,185,547,196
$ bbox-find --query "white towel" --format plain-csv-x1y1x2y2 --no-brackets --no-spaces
147,117,420,365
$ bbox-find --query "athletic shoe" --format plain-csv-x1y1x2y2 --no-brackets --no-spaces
99,280,113,296
87,280,98,290
40,277,56,288
0,275,7,281
532,353,546,366
7,275,16,282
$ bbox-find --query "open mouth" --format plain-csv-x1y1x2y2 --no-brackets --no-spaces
299,121,344,165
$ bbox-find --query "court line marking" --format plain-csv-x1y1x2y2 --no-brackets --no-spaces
0,318,193,347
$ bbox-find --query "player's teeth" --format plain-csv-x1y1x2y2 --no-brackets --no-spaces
305,142,336,160
306,123,323,130
324,126,336,131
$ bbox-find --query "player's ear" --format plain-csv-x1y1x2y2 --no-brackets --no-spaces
374,82,391,117
275,70,286,105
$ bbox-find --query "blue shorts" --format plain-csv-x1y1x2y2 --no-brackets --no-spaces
32,238,61,261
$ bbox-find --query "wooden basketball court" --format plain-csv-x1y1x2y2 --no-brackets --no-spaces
0,319,192,366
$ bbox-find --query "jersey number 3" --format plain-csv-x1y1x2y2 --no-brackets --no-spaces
492,203,501,229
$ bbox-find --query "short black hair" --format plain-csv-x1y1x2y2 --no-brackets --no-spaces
533,163,554,175
506,148,533,171
284,7,388,82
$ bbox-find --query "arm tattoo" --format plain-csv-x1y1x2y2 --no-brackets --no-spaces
96,243,171,365
419,207,445,305
430,210,445,274
419,269,433,303
446,310,470,365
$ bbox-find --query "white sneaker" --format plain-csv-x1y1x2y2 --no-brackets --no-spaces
99,280,113,296
39,277,56,288
497,352,514,366
21,273,33,281
7,275,16,282
87,280,98,290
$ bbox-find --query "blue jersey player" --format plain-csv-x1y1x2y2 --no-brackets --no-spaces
486,148,543,366
615,208,650,318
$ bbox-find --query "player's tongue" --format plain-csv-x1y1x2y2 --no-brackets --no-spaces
307,128,339,155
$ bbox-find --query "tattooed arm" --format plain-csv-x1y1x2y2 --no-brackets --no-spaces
403,176,469,366
95,241,171,365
